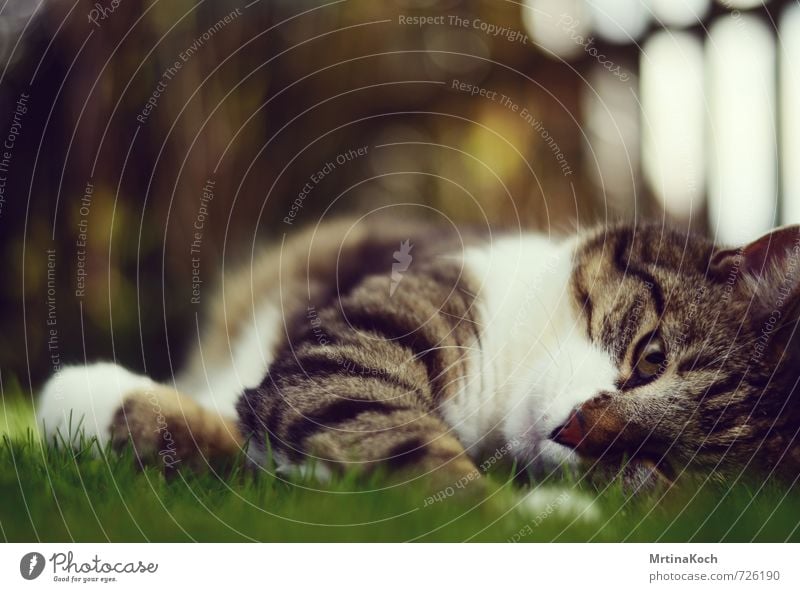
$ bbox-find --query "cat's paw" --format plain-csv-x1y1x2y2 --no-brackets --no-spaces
37,363,155,449
108,388,184,470
109,384,243,473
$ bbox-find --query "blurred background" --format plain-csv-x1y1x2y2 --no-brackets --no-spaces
0,0,797,395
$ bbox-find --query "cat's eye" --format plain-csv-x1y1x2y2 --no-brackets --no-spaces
633,334,667,381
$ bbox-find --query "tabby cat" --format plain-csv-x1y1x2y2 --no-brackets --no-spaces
37,218,800,489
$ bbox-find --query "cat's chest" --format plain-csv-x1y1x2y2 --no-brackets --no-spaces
439,235,579,455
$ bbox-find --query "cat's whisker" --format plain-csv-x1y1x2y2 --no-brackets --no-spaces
537,341,560,368
683,336,763,371
437,309,486,328
458,286,479,300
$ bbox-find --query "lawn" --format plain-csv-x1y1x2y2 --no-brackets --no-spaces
2,391,799,542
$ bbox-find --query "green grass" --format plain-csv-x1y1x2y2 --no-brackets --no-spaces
2,393,799,542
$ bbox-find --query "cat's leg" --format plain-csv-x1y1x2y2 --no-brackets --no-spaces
239,383,604,524
239,384,481,488
235,258,487,487
304,407,480,487
38,363,242,472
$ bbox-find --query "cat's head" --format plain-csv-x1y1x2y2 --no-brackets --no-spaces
552,223,800,480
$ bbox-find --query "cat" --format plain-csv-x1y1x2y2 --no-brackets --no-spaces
37,217,800,490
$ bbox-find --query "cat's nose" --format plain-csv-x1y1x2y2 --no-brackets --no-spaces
550,409,585,449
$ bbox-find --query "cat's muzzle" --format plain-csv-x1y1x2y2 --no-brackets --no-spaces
549,393,637,458
550,403,675,485
549,409,586,450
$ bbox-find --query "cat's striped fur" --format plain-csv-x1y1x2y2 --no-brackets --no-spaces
38,219,800,487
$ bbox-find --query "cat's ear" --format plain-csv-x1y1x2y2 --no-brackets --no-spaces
709,225,800,317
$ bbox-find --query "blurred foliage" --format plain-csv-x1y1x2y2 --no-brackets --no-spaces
0,0,641,394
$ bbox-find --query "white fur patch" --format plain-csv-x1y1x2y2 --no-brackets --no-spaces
178,302,282,418
444,234,618,472
36,363,155,449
